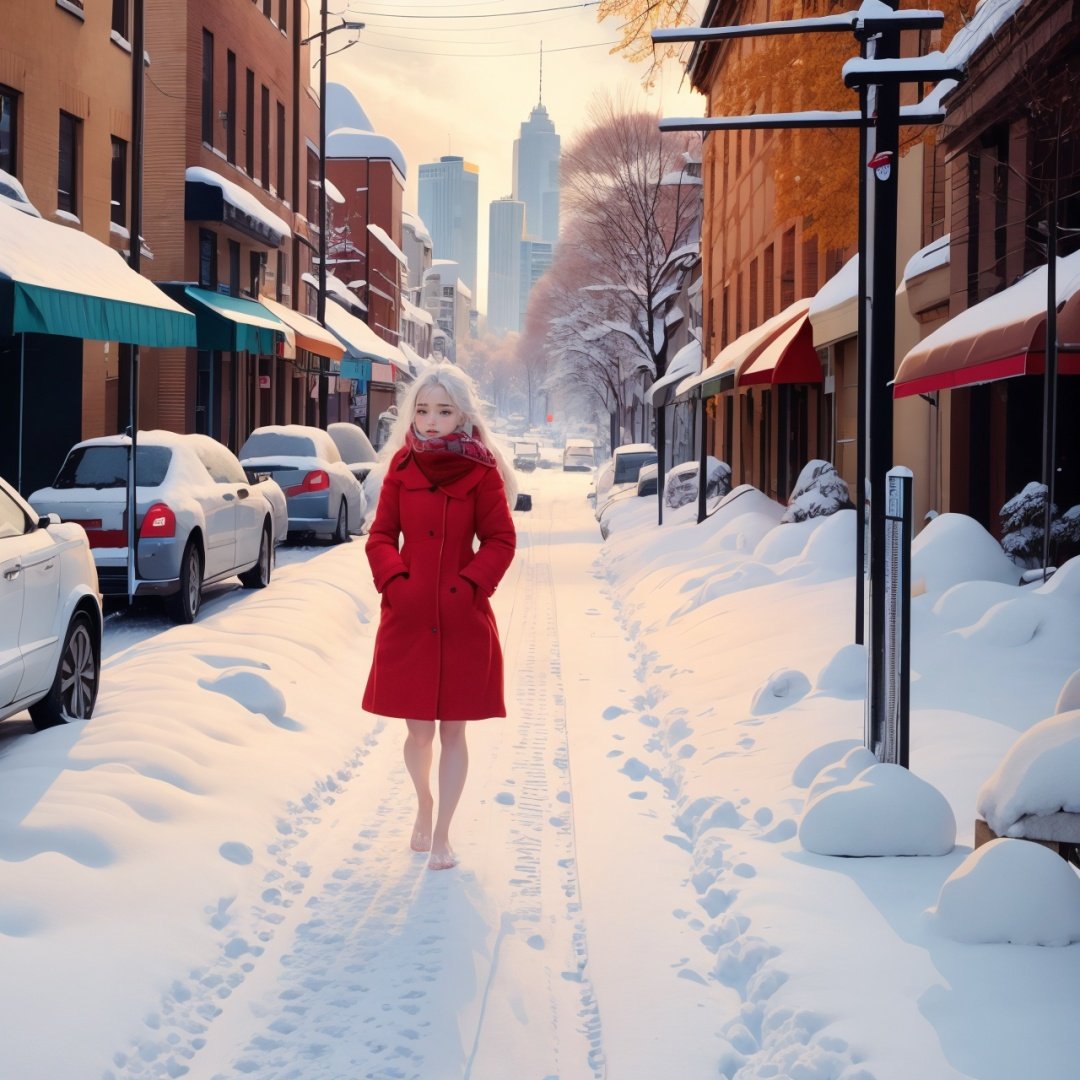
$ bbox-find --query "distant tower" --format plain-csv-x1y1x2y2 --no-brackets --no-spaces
418,155,479,299
512,82,560,245
488,198,526,336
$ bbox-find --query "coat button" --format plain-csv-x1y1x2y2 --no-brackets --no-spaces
428,485,437,492
449,586,457,593
428,529,435,536
431,626,438,633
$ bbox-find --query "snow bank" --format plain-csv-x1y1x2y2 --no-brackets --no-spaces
928,838,1080,946
911,512,1018,596
800,763,957,857
977,710,1080,836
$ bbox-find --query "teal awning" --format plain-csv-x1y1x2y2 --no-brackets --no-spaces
163,285,285,354
0,203,196,346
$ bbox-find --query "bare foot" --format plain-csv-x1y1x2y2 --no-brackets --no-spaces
411,808,433,853
428,847,458,871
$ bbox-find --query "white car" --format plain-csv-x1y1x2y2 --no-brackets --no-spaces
30,431,277,624
591,444,658,521
327,422,378,484
238,425,366,543
0,474,103,729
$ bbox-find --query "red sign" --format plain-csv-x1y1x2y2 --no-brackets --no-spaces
258,375,271,389
546,414,553,423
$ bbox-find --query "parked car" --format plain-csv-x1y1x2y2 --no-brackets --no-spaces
1,474,103,728
513,440,541,472
563,438,596,472
598,483,656,540
238,425,366,544
30,431,277,624
327,422,378,484
591,443,658,520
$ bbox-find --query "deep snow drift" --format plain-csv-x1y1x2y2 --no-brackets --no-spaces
0,466,1076,1080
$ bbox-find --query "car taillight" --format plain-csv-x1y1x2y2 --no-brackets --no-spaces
285,470,330,496
140,502,176,538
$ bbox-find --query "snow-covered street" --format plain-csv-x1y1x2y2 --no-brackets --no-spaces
1,465,1078,1080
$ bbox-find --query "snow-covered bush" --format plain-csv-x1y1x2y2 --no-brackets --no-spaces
781,459,853,523
1000,482,1054,566
663,457,731,509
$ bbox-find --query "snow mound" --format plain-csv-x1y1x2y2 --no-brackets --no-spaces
753,518,820,564
911,513,1018,596
814,643,867,699
928,838,1080,946
791,739,864,788
950,595,1044,647
800,763,956,857
1057,670,1080,713
806,745,879,804
714,511,783,553
930,580,1019,629
750,668,811,715
977,709,1080,836
1034,553,1080,599
797,508,856,575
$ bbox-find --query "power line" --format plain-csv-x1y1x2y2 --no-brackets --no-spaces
346,1,600,20
359,12,584,35
359,36,619,58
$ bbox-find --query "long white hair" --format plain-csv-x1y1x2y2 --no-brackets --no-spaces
380,362,517,503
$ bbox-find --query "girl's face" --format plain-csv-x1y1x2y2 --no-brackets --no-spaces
414,384,465,438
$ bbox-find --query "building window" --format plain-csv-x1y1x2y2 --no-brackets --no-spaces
245,70,255,176
763,243,775,320
260,85,270,186
201,29,214,146
111,0,128,38
306,146,319,223
780,226,796,309
276,101,286,197
199,228,217,289
749,256,759,329
226,51,236,163
280,0,288,32
0,85,17,177
110,136,127,227
277,250,286,302
250,251,263,298
263,0,271,18
802,233,818,295
57,111,79,216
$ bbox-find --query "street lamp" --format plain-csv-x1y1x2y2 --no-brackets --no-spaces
301,10,363,424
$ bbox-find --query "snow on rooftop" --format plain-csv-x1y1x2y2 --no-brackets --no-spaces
326,127,407,179
367,223,408,269
402,210,432,246
185,166,291,240
0,167,41,217
810,253,859,319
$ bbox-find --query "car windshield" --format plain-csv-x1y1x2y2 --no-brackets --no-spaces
515,443,539,454
52,445,172,489
613,452,656,484
239,432,319,459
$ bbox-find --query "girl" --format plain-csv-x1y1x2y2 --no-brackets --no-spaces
363,363,517,870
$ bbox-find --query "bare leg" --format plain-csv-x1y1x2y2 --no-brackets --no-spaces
429,720,468,870
404,719,435,852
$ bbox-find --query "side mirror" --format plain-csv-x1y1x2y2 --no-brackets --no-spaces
38,512,61,528
586,492,596,504
514,493,533,512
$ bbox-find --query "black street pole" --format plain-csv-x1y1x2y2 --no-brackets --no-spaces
126,0,145,605
854,39,868,646
316,0,329,429
1040,152,1060,580
865,16,901,757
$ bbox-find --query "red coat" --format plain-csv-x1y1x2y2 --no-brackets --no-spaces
363,447,517,720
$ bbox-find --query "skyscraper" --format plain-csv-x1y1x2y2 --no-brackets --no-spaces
417,155,479,301
487,198,525,336
512,103,560,244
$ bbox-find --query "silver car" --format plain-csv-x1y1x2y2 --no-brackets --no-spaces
327,422,378,485
238,425,366,543
30,431,277,623
0,474,102,729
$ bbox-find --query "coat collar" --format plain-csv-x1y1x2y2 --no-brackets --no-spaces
394,451,487,498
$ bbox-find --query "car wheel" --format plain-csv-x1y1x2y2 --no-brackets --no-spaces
332,499,348,544
29,611,99,730
167,539,203,623
239,524,272,589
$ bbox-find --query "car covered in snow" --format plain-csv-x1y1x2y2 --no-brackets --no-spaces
327,421,378,484
29,432,277,623
562,438,596,472
0,474,102,729
513,440,542,472
591,443,657,521
238,425,366,543
663,457,732,510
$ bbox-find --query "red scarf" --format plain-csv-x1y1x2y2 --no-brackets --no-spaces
405,427,496,488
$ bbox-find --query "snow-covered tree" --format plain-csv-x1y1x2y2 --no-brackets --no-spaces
781,459,854,523
997,482,1080,568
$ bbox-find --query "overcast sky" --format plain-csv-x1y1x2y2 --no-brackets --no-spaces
319,1,705,315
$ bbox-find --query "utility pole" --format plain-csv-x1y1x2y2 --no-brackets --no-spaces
303,8,363,428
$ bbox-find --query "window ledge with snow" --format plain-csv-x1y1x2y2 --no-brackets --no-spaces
110,30,132,52
54,209,82,227
56,0,85,20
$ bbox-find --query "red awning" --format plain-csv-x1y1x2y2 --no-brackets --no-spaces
738,315,822,386
894,254,1080,398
